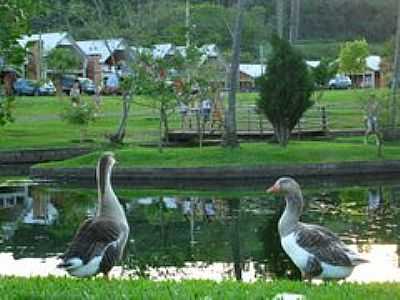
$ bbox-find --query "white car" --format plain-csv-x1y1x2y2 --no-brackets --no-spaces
328,75,352,89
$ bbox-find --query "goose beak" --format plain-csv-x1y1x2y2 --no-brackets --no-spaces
266,184,280,193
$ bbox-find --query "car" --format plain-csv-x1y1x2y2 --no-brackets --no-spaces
60,76,76,95
38,80,56,96
13,79,40,96
328,75,352,89
78,77,96,95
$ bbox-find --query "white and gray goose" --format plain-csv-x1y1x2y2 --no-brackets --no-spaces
57,152,130,278
267,177,368,281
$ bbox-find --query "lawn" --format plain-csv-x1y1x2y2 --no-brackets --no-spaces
0,277,399,300
39,138,399,169
0,89,395,151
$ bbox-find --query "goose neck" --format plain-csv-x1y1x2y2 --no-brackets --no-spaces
278,191,303,237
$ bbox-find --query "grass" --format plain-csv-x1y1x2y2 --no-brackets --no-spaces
0,89,394,150
0,277,399,300
38,138,400,169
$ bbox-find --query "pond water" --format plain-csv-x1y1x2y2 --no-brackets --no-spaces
1,176,400,282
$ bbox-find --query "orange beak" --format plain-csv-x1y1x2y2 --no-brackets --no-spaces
266,184,280,193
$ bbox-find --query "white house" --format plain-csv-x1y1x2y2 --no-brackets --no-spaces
77,38,131,85
18,32,87,80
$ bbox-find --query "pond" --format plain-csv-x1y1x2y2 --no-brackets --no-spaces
0,176,400,282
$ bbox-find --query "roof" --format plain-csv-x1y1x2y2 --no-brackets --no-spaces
200,44,219,58
306,60,320,68
239,64,266,78
152,44,175,59
366,55,381,71
18,32,75,55
77,39,126,63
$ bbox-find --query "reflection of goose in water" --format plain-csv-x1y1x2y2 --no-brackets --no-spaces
58,152,129,278
267,177,368,281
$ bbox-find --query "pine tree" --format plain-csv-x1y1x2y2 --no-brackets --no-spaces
257,35,314,147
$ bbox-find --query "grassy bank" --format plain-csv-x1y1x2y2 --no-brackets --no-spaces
38,139,400,169
0,89,388,150
0,277,399,300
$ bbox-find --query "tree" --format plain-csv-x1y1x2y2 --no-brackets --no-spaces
223,0,245,148
0,0,38,126
129,51,178,152
338,39,369,83
312,58,337,89
257,35,314,147
60,100,96,143
390,0,400,129
275,0,285,39
46,48,81,96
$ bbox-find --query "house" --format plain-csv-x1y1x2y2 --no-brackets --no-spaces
77,38,131,86
152,43,176,59
239,64,266,91
351,55,383,88
18,32,87,80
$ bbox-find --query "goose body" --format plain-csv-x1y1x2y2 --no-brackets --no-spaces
268,177,368,280
58,152,129,278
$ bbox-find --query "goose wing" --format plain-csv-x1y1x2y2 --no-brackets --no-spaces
296,223,354,267
61,217,123,266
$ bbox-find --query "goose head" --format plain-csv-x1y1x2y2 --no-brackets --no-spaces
267,177,300,195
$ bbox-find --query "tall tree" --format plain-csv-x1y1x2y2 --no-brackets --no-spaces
338,39,369,85
0,0,39,126
223,0,245,148
276,0,285,39
257,35,314,147
390,0,400,128
289,0,300,44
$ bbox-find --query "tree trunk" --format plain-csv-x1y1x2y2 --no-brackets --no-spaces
276,0,285,39
162,105,169,143
223,0,245,148
275,123,290,147
109,93,131,144
391,0,400,128
289,0,300,44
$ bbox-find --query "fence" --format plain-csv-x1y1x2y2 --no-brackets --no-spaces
171,104,331,134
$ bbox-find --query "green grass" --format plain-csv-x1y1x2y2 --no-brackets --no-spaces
0,89,394,150
38,138,400,169
0,277,399,300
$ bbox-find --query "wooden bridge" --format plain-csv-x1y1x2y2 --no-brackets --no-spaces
167,104,365,143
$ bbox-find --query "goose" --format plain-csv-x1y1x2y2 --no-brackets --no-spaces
57,152,129,278
267,177,368,281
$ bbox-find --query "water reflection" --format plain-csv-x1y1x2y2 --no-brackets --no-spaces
0,179,400,282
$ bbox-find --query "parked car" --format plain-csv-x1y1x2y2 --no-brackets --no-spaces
78,77,96,95
61,76,76,95
328,75,352,89
38,80,56,96
13,79,40,96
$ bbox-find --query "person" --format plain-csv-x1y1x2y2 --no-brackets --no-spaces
70,79,81,106
201,98,212,122
179,102,189,128
105,73,119,95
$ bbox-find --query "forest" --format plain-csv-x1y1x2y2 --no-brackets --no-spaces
31,0,398,61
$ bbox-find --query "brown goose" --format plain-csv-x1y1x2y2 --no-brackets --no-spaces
267,177,368,281
57,152,129,278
